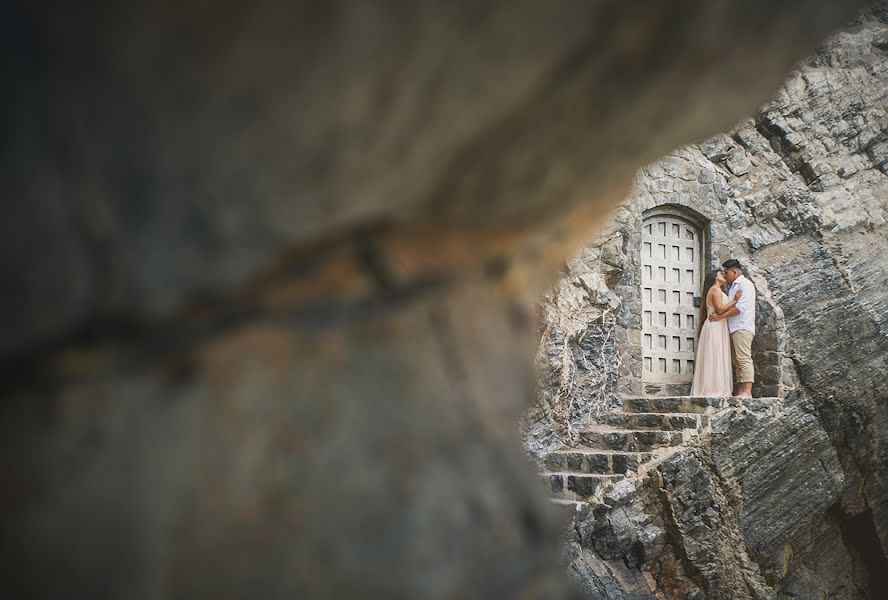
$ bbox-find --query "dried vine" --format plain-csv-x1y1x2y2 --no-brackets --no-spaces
536,303,622,447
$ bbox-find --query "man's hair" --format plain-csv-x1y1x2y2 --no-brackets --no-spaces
722,259,743,271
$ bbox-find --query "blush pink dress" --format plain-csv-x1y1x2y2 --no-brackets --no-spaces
690,292,733,396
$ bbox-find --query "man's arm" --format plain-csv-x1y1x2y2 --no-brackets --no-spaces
735,280,755,317
717,280,753,322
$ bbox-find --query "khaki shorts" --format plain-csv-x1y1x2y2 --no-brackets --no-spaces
730,330,755,384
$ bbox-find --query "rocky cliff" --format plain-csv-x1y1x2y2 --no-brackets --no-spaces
529,9,888,598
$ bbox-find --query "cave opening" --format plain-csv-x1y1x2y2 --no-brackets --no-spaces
840,508,888,593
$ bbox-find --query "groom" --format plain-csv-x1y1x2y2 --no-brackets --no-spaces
711,259,756,398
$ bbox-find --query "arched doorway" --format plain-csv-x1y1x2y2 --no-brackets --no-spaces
641,212,704,386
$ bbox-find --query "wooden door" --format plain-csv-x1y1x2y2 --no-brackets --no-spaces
641,215,701,384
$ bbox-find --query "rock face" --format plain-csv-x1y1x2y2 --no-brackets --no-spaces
530,9,888,598
0,0,866,360
557,397,869,599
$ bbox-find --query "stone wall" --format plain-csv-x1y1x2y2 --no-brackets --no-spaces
526,134,796,457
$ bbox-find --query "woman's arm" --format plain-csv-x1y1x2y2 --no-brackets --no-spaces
709,289,742,320
714,289,741,314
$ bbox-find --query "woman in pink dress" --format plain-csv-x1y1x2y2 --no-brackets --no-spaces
691,269,742,397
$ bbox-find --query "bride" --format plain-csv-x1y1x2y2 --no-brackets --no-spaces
691,269,742,397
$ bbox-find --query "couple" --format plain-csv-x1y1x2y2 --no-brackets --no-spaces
690,259,756,398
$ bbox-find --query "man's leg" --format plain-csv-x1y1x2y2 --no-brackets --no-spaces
732,331,755,398
729,332,740,396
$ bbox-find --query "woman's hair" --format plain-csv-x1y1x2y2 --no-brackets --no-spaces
699,269,722,333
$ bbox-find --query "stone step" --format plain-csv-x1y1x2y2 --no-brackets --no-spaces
604,412,709,431
543,473,624,501
577,429,684,452
543,449,654,475
621,396,729,415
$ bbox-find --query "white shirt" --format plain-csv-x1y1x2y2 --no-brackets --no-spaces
727,275,756,334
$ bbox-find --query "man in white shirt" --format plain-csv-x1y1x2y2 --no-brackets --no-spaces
711,259,756,398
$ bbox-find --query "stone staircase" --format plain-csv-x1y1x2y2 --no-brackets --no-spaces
542,396,732,508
